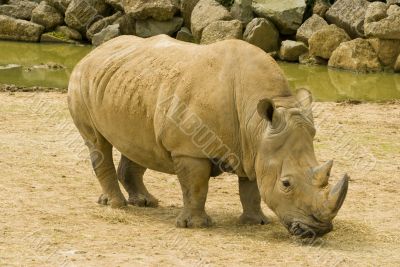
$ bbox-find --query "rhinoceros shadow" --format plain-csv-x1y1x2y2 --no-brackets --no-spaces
97,203,375,250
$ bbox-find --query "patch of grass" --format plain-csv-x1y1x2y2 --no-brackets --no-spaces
46,31,70,41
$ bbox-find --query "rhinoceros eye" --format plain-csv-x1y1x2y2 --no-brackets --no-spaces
282,180,291,187
280,177,293,192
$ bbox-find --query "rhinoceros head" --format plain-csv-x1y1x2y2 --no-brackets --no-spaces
255,89,348,237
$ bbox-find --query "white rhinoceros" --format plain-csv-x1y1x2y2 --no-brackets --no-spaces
68,35,348,237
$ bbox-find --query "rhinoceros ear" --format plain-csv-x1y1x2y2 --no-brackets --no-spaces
295,88,313,121
257,98,275,122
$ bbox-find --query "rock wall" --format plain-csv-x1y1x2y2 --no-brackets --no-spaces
0,0,399,72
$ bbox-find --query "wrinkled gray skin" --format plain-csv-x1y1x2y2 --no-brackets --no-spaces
68,35,348,237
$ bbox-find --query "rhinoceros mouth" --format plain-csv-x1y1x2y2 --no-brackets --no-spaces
287,220,333,238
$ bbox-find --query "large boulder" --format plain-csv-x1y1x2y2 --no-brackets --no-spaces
230,0,253,26
309,24,351,59
0,0,38,20
87,12,122,40
136,17,183,38
252,0,306,35
0,15,44,42
191,0,232,42
325,0,369,38
55,25,82,40
243,17,279,52
200,19,242,44
364,4,400,40
181,0,200,28
46,0,71,13
65,0,110,32
328,38,382,72
31,1,63,31
279,40,308,62
176,26,195,42
123,0,178,21
368,38,400,67
296,14,327,45
92,24,120,46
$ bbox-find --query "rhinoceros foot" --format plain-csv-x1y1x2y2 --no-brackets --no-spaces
239,212,270,225
176,211,213,228
128,193,159,207
97,193,127,209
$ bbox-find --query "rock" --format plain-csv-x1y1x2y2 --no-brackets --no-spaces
394,54,400,72
92,24,120,46
87,12,122,41
243,18,279,52
230,0,253,26
328,38,382,72
0,15,44,42
387,0,400,6
40,32,76,43
136,17,183,38
364,4,400,39
191,0,232,42
55,26,82,40
309,24,351,59
46,0,71,13
368,38,400,67
200,19,242,44
279,40,308,62
364,2,387,23
124,0,178,21
252,0,307,35
114,13,136,35
176,26,195,42
106,0,124,11
299,52,327,65
181,0,200,28
65,0,110,32
31,1,63,31
0,0,38,20
325,0,369,38
312,0,330,18
296,14,327,45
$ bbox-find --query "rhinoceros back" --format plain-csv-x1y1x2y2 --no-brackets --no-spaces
68,35,289,175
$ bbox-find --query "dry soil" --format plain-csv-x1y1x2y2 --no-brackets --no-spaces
0,92,399,266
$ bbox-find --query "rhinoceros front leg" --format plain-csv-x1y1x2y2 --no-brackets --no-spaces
117,155,159,207
238,177,269,225
173,157,213,228
88,136,127,209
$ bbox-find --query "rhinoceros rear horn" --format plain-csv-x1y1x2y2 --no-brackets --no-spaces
312,160,333,187
327,174,349,214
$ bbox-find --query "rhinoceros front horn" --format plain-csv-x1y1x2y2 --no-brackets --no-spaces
327,174,349,214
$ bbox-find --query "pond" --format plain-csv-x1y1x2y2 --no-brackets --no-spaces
0,41,399,101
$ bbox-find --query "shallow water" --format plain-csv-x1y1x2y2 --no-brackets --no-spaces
0,41,399,101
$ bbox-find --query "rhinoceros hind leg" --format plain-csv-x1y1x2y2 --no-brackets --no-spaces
174,157,213,228
238,177,269,225
87,135,127,209
117,155,159,207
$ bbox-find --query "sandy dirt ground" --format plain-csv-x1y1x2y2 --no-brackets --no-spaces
0,92,399,266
